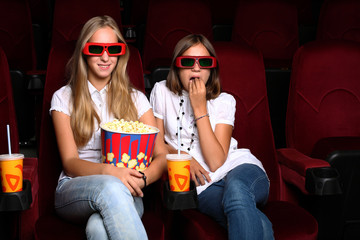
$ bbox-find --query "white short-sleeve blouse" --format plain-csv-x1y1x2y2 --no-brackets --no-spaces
150,80,266,194
50,81,151,180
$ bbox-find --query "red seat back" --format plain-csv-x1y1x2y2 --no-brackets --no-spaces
215,42,281,201
317,0,360,43
38,42,145,217
0,47,19,154
232,0,299,69
176,43,318,240
51,0,123,48
142,0,213,73
0,0,36,71
286,40,360,157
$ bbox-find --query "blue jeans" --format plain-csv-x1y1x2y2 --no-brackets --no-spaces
198,164,274,240
55,175,147,240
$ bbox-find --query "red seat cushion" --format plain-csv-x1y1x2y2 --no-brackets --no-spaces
263,201,318,240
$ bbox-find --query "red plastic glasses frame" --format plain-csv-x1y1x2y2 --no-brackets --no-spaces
82,42,126,56
175,56,217,68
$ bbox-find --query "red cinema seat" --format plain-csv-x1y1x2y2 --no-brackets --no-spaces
51,0,123,49
165,42,318,240
34,42,163,239
278,40,360,239
142,0,213,86
0,0,40,144
0,47,19,155
0,46,39,240
0,0,36,71
317,0,360,43
232,0,299,69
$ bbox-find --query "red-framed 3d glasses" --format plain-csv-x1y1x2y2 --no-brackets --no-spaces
175,56,217,68
82,42,126,56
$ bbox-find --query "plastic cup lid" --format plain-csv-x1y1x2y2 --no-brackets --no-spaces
0,153,24,160
166,154,192,161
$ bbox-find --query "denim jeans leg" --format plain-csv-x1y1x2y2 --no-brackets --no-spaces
86,213,108,240
197,180,227,228
55,175,147,240
223,164,274,240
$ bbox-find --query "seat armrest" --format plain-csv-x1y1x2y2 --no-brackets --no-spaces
277,148,330,176
277,148,330,194
23,157,38,209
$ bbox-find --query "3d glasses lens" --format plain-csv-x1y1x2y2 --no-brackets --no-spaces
88,45,104,54
198,58,213,67
180,58,196,67
107,45,123,54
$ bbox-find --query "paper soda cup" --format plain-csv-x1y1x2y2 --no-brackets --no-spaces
0,154,24,193
167,154,192,192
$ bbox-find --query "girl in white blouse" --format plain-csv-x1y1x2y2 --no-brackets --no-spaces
150,34,274,240
51,16,167,240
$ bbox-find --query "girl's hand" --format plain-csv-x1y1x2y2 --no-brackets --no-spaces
190,158,211,186
189,78,207,115
111,167,144,197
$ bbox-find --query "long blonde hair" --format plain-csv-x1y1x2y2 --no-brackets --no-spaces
67,15,138,147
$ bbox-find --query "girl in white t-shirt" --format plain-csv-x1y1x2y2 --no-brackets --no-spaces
50,16,167,240
150,34,274,240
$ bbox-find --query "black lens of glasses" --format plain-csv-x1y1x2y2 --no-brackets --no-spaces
89,45,104,54
108,45,122,54
181,58,195,67
199,58,213,67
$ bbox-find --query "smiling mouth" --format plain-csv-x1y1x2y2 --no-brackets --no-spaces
99,64,110,70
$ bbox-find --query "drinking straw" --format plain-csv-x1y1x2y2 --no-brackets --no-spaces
7,124,11,155
177,118,181,155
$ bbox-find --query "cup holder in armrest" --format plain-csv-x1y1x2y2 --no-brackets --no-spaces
305,167,342,195
163,180,198,210
0,180,32,211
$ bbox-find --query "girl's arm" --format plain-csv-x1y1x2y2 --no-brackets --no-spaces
52,110,144,197
155,117,211,186
189,79,232,172
136,109,168,186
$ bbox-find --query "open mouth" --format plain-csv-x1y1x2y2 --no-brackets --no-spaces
190,77,199,81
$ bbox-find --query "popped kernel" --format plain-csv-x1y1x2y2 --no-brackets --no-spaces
102,119,157,133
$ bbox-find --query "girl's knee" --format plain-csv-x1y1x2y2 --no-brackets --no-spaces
95,176,132,204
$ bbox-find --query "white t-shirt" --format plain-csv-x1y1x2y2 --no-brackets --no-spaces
50,81,151,181
150,80,266,194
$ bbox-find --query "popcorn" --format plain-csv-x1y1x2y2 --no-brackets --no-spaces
102,119,157,133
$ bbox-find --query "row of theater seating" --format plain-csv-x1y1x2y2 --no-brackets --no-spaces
1,0,358,72
1,35,360,239
1,0,359,146
0,0,360,238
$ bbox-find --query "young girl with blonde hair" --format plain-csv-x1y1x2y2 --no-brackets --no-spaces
51,15,166,239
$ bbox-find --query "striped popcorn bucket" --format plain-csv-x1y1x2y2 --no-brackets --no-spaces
101,125,159,171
